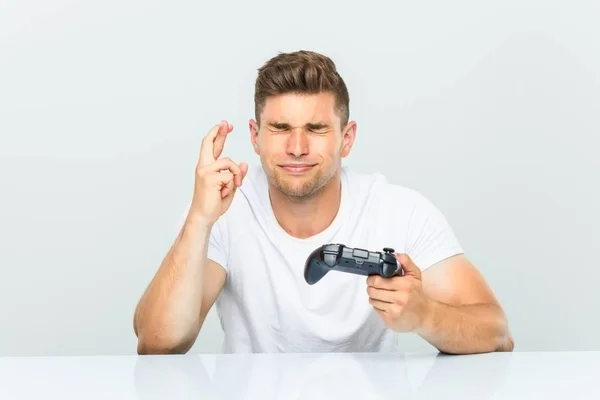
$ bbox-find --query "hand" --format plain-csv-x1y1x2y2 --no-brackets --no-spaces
366,253,431,333
189,120,248,226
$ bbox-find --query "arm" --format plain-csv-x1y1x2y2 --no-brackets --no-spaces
416,254,514,354
133,214,226,355
133,121,246,354
373,190,513,354
367,253,514,355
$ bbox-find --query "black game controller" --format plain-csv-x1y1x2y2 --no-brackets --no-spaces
304,244,403,285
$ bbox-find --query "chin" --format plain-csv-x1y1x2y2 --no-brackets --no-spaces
277,171,335,200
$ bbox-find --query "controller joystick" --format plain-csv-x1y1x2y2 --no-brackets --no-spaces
304,244,404,285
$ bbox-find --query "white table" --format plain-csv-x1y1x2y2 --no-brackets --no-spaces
0,351,598,399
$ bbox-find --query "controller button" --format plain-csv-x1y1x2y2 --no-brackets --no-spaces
323,253,337,267
352,248,369,259
383,247,395,254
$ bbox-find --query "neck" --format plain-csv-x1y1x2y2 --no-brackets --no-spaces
269,173,342,239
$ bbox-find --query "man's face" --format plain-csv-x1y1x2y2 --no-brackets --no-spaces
249,92,356,200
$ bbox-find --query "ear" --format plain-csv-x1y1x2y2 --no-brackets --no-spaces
340,121,357,158
249,119,260,155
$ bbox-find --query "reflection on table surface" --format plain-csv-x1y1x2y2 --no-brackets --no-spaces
1,351,599,399
133,351,511,400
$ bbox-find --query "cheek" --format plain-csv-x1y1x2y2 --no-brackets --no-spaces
258,137,285,158
325,140,344,159
311,136,339,153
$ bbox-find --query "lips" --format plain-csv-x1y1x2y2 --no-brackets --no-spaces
279,164,316,173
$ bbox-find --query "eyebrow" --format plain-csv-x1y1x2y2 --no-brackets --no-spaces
307,122,330,130
267,122,290,129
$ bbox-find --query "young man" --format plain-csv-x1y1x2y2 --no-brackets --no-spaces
133,50,514,355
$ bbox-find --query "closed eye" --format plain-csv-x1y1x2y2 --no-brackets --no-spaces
266,122,331,133
307,124,330,133
267,123,290,132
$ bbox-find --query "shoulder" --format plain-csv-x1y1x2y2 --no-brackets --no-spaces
342,166,432,215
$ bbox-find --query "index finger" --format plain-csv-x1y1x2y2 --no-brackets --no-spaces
199,122,227,167
212,121,233,161
366,275,403,290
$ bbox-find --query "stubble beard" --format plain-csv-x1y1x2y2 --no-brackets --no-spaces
266,164,338,201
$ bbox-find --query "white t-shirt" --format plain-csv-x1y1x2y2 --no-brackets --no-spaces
205,164,463,353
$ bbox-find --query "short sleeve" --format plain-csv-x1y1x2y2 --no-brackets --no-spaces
207,215,229,271
405,192,464,271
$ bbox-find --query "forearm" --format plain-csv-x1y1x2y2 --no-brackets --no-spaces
134,214,212,353
415,299,514,354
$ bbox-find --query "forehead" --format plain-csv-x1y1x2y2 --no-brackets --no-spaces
261,92,339,125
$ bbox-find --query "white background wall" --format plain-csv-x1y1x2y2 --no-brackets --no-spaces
1,0,598,356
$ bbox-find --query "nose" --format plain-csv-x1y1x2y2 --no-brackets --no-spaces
286,128,309,157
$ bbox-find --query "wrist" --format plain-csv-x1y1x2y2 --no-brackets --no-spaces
415,296,438,335
184,212,214,233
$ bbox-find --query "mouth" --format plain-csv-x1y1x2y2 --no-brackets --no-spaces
279,163,316,174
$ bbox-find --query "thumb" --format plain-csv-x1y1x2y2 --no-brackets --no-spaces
221,162,249,198
395,253,422,279
240,162,249,180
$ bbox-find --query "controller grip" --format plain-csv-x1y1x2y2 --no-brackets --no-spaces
304,247,330,285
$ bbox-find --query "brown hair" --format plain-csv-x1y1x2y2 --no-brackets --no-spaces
254,50,350,128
